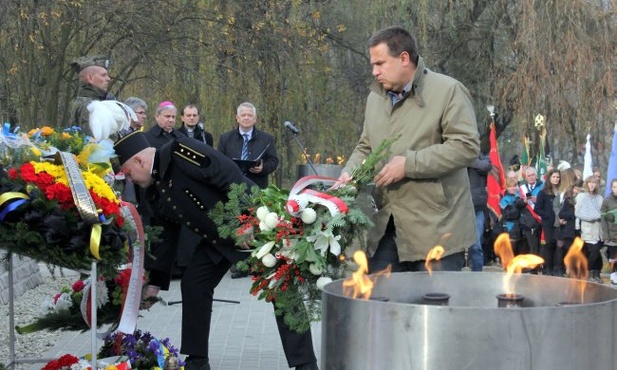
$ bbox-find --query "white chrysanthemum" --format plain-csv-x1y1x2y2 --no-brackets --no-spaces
301,208,317,224
316,277,333,290
262,253,278,268
256,206,270,221
95,280,109,308
309,263,323,275
40,299,55,315
55,292,74,311
255,241,276,259
264,212,280,229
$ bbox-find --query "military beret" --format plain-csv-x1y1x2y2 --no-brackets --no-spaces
114,130,151,166
70,55,111,73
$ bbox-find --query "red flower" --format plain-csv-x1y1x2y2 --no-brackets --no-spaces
19,163,55,191
114,268,132,288
72,280,85,292
90,192,124,227
42,354,79,370
45,183,74,205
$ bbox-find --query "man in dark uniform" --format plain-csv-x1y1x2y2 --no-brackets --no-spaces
142,101,194,276
114,130,318,370
218,102,278,189
69,55,116,133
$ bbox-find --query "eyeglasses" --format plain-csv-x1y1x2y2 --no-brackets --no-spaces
135,111,146,115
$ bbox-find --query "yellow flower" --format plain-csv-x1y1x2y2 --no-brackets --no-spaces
41,126,54,136
61,132,72,139
104,365,118,370
82,170,119,203
32,162,67,182
30,147,42,157
31,161,119,204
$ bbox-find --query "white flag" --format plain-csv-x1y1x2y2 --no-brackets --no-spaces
583,133,593,180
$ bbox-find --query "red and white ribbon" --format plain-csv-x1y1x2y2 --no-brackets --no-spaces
117,201,146,334
285,176,348,216
78,202,145,334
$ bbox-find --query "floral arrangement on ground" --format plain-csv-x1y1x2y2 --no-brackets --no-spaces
98,329,183,370
16,267,148,334
41,329,182,370
210,137,396,332
0,125,132,276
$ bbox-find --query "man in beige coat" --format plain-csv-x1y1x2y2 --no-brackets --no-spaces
338,26,480,272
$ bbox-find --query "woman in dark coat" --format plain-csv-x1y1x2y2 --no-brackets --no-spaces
534,169,561,275
554,169,579,276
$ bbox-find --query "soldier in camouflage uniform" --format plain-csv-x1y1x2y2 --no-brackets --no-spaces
69,55,116,134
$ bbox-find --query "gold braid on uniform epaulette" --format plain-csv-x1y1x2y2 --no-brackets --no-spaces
174,142,206,166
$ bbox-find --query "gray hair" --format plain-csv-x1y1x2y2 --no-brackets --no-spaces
156,103,176,116
237,102,257,116
124,97,147,112
525,166,538,176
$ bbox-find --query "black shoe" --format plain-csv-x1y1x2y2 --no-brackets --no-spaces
295,362,319,370
184,357,211,370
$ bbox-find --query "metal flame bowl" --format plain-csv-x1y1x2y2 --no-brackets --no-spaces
321,272,617,370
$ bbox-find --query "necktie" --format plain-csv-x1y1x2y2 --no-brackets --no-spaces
241,134,250,160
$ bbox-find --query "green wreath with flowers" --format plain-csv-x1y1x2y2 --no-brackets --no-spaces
210,137,397,332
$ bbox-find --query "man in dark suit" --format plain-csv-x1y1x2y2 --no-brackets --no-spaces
114,131,318,370
144,101,185,147
178,104,214,146
218,102,278,189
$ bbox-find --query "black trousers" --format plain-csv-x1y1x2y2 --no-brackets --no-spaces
369,217,465,273
180,245,315,367
584,241,604,271
521,227,541,256
274,305,317,367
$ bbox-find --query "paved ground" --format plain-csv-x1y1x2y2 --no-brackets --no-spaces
28,272,322,370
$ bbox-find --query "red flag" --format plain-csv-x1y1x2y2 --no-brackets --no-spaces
487,122,505,217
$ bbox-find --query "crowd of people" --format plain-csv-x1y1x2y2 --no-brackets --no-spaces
479,164,617,281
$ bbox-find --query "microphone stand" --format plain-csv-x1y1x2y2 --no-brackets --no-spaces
288,130,319,176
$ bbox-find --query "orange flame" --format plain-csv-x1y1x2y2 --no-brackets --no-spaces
494,233,544,294
506,255,545,274
493,233,514,270
564,237,588,302
564,237,588,280
425,246,445,274
342,250,391,299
